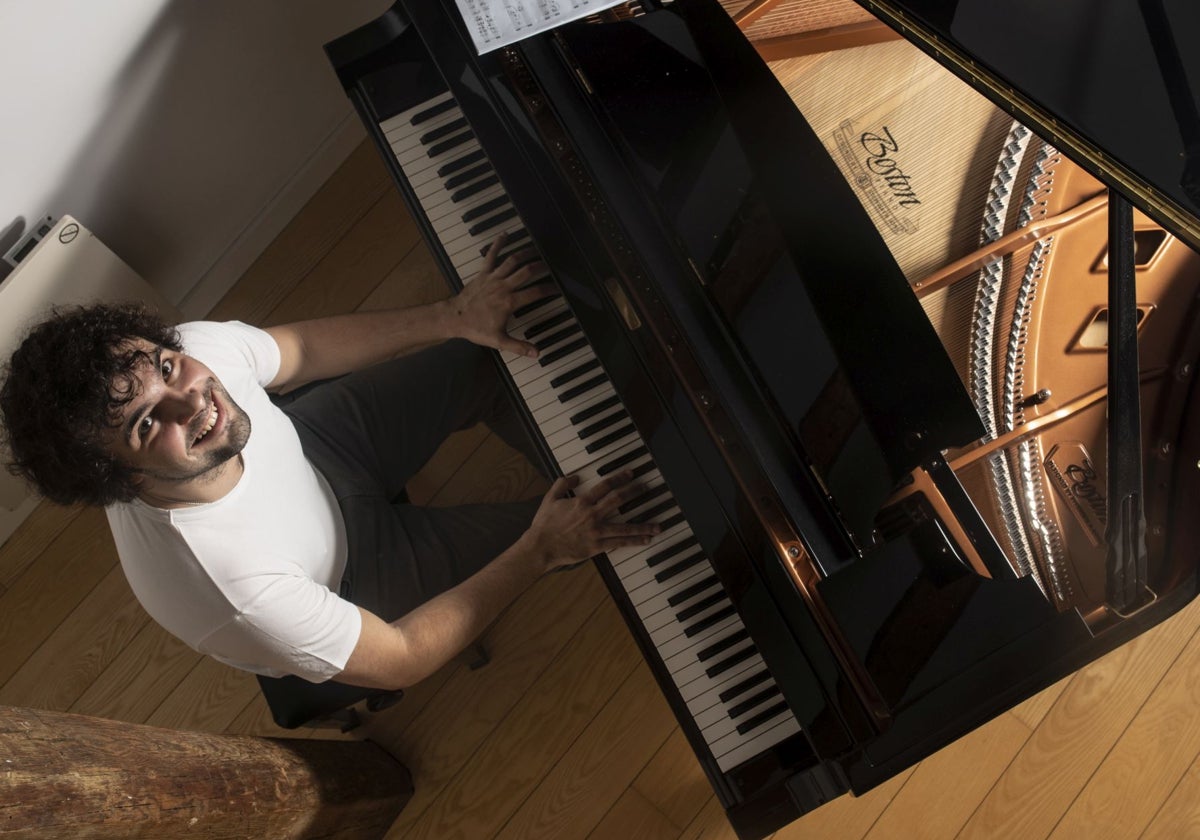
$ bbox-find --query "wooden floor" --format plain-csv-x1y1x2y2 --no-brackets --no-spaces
5,140,1200,840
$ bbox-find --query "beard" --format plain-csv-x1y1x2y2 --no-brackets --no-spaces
143,386,252,486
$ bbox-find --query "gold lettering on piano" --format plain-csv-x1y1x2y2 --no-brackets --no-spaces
1044,443,1107,548
833,120,921,236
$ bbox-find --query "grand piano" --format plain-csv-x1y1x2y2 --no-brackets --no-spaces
323,1,1200,836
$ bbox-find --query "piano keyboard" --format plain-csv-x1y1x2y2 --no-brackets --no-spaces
379,90,802,772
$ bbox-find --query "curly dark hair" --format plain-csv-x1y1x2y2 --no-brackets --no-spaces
0,302,183,506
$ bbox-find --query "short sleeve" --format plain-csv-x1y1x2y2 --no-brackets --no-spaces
196,575,363,683
176,320,281,389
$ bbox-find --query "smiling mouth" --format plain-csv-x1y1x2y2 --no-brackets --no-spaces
194,398,219,446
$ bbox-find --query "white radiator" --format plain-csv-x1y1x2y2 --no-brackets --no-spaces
0,216,178,546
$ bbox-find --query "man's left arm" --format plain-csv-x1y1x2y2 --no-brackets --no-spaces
265,236,548,392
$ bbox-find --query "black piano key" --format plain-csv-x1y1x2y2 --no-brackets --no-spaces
462,196,509,224
532,323,583,353
667,574,720,608
585,423,637,454
479,227,531,257
569,394,621,425
428,131,474,158
449,174,500,203
437,148,487,178
631,460,656,480
559,373,609,402
705,645,758,679
699,628,751,662
658,511,687,531
645,535,699,568
717,669,772,704
619,483,671,515
683,603,737,638
596,445,650,476
735,701,790,736
549,358,601,389
468,207,519,237
444,162,492,191
675,590,727,624
654,550,706,584
728,686,782,721
410,97,456,126
512,292,558,320
540,337,590,366
629,499,675,524
578,409,630,441
419,117,468,145
524,309,574,340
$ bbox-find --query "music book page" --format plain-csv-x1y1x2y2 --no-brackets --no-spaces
453,0,625,54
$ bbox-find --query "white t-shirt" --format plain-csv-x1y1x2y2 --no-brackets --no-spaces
106,321,360,682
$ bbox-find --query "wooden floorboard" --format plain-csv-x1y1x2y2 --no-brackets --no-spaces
2,135,1199,840
494,660,675,840
958,598,1200,840
0,565,149,712
67,621,200,723
0,508,118,687
590,787,682,839
632,727,714,831
0,503,82,590
1048,619,1200,839
205,139,393,325
386,595,641,840
364,567,611,833
863,712,1032,840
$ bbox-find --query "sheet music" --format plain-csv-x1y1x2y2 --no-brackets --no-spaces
454,0,626,54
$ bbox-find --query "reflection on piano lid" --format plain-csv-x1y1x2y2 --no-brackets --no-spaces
325,0,1200,836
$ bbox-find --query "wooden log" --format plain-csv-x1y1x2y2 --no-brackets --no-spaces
0,705,411,839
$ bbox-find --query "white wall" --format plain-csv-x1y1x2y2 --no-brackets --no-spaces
0,0,393,318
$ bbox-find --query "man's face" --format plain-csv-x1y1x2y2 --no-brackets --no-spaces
104,339,251,491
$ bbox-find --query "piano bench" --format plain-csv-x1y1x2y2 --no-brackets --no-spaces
256,640,490,732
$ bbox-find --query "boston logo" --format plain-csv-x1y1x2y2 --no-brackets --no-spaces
833,120,922,235
1044,443,1107,547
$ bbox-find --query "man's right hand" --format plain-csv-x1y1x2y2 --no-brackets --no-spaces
519,470,661,572
340,469,661,690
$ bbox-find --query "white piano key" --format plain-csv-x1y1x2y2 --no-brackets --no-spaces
513,344,596,388
667,633,757,692
640,576,724,633
682,658,772,716
698,686,784,739
653,610,741,661
512,347,598,395
380,92,457,141
560,429,643,475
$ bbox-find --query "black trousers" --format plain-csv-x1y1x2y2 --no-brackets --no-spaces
279,340,541,622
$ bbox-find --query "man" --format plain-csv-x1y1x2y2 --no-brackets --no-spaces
0,237,659,690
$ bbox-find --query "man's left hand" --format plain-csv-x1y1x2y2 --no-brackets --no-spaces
452,233,553,359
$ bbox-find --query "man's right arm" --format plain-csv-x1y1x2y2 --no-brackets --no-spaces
335,470,660,691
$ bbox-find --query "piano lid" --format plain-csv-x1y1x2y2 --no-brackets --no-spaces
862,0,1200,253
555,4,985,541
